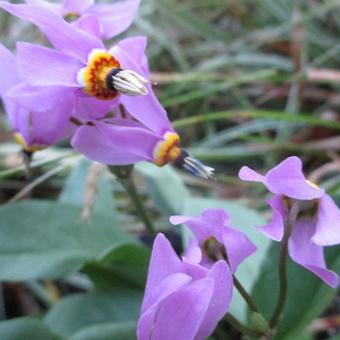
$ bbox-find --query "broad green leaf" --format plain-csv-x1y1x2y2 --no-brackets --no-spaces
0,317,61,340
59,158,115,218
70,321,136,340
252,244,340,339
44,244,146,337
0,200,133,280
135,162,190,216
44,290,142,337
85,243,151,290
181,197,270,322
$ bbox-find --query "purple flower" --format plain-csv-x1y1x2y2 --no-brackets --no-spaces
137,233,232,340
71,116,214,179
0,3,158,121
0,43,72,150
239,156,340,287
170,208,257,272
6,0,140,39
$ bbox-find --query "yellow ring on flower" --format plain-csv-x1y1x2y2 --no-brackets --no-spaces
14,133,45,152
153,132,181,166
77,49,121,100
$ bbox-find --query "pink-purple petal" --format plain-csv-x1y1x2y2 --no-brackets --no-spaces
89,0,141,40
289,219,339,288
7,83,71,112
0,2,103,62
313,194,340,246
265,156,324,200
257,196,286,241
137,273,192,340
170,215,212,244
63,0,94,15
149,278,214,340
71,121,160,165
238,166,265,183
17,42,82,87
195,261,232,340
73,14,102,38
222,227,257,272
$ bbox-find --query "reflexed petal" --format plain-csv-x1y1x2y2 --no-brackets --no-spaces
137,273,192,340
0,2,103,62
265,156,324,200
142,234,183,308
110,44,172,134
141,272,192,313
289,219,339,288
73,95,118,120
89,0,141,39
195,261,232,340
183,238,202,264
222,227,257,272
313,194,340,246
73,14,102,38
25,0,62,14
27,98,73,146
115,36,147,66
7,83,72,112
0,43,21,121
150,278,214,340
71,120,160,165
257,196,286,241
17,42,82,87
200,208,230,239
63,0,94,15
182,258,208,281
170,215,212,243
239,166,265,183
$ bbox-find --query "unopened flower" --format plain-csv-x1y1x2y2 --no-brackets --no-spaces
0,43,72,151
170,208,257,272
71,114,215,179
137,233,232,340
4,0,140,39
239,156,339,287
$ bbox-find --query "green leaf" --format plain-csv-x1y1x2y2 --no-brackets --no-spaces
251,244,340,339
44,243,147,337
0,200,133,280
70,321,136,340
181,197,270,322
0,317,61,340
44,290,142,337
85,243,150,290
135,162,190,216
59,158,115,218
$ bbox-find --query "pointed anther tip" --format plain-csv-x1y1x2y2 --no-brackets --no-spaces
111,69,150,96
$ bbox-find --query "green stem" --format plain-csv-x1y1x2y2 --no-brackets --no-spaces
233,275,259,313
111,166,157,237
225,313,263,338
269,201,300,329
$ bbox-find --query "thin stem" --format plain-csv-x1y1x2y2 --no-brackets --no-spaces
225,313,263,338
269,200,300,329
233,275,259,313
111,166,157,237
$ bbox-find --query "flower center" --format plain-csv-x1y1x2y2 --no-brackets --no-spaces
77,49,121,100
14,133,45,152
63,12,80,22
153,132,181,166
203,236,228,262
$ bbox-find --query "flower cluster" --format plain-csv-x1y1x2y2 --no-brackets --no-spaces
138,157,340,339
0,0,214,179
